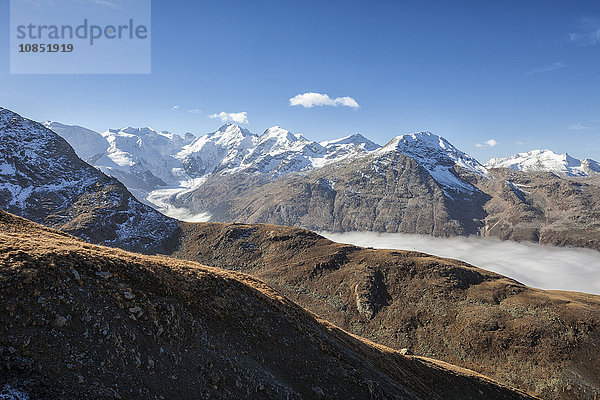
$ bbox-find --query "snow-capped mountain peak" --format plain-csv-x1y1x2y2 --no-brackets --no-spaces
320,133,380,151
216,122,254,137
384,131,487,173
259,126,303,149
176,124,258,179
378,131,487,193
256,126,325,155
263,125,294,139
485,149,600,177
181,124,254,153
215,126,324,177
387,131,441,148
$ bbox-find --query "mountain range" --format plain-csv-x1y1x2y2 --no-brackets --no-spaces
486,149,600,177
42,112,600,251
2,106,600,399
0,107,594,252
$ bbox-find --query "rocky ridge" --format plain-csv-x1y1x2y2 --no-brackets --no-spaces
0,108,179,254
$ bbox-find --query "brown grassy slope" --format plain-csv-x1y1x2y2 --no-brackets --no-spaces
173,222,600,400
0,210,536,400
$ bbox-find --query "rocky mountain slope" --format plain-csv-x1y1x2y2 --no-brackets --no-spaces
0,210,537,400
175,145,488,236
0,108,179,254
172,143,600,250
475,168,600,249
173,221,600,400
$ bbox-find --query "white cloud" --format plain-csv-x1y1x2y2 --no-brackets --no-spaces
569,18,600,46
208,111,249,124
568,123,591,130
289,92,360,109
188,108,202,114
171,105,180,111
528,61,567,74
321,232,600,295
570,31,600,45
516,141,525,146
91,0,122,9
476,139,497,148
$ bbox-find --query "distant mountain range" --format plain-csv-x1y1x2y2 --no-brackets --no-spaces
1,107,598,251
42,120,600,210
42,121,388,209
486,149,600,177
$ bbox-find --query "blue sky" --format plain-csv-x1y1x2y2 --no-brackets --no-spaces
1,0,600,161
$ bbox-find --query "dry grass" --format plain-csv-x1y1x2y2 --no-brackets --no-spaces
173,220,600,400
0,210,538,399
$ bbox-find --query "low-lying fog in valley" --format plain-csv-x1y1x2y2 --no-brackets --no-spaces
321,232,600,295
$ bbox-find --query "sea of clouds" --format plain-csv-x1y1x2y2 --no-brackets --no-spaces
321,232,600,295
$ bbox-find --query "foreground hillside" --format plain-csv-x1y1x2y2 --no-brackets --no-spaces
0,211,535,399
174,222,600,400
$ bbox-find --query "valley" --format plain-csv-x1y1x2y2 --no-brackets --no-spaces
4,2,598,399
2,106,600,399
